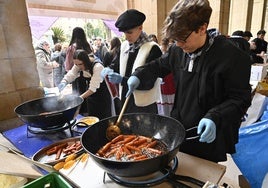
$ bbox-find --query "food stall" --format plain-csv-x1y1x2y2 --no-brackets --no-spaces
0,111,226,188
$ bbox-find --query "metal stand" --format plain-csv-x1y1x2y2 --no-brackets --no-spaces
103,157,178,187
26,120,75,138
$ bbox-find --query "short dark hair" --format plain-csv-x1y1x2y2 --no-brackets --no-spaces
232,30,244,37
243,31,253,37
257,30,266,35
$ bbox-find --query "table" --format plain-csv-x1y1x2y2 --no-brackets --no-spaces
58,151,226,188
1,123,226,187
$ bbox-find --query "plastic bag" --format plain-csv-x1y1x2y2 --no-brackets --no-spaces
232,120,268,188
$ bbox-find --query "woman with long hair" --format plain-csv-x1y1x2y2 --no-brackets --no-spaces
102,37,121,67
58,49,111,119
64,27,93,71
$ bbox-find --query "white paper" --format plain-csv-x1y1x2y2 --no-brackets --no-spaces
241,93,268,127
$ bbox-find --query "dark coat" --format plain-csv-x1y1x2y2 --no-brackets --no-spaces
228,37,250,55
133,35,252,162
252,37,268,54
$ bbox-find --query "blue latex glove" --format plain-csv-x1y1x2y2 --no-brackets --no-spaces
108,72,123,84
126,76,140,97
58,82,67,92
100,67,114,79
197,118,216,143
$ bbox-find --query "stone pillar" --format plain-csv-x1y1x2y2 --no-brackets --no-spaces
0,0,43,131
228,0,251,35
209,0,231,35
251,0,267,38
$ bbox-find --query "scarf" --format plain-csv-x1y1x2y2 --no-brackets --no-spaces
127,31,151,53
186,28,220,72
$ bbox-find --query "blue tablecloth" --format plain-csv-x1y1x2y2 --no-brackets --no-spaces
232,120,268,188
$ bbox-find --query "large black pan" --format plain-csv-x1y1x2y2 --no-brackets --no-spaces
81,113,185,177
14,94,83,129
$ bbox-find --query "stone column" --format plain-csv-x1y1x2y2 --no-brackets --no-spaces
251,0,267,38
0,0,43,131
209,0,231,35
228,0,251,35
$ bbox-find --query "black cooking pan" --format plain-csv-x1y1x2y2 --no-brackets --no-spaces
81,113,185,177
14,94,83,129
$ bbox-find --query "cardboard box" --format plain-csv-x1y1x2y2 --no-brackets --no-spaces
250,63,268,81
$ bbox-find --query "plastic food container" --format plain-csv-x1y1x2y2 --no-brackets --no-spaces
22,172,72,188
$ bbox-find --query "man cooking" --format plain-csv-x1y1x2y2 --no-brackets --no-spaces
125,0,252,162
101,9,162,114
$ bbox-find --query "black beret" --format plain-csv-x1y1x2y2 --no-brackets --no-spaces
115,9,146,32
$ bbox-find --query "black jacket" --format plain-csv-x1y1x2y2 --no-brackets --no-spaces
133,35,252,162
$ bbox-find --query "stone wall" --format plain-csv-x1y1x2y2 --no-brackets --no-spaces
0,0,43,132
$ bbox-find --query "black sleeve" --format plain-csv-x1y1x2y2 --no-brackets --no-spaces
102,52,112,67
145,45,163,63
133,52,172,90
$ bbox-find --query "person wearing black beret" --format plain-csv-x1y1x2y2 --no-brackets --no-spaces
101,9,162,114
115,9,146,32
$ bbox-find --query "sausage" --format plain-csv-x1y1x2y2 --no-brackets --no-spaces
96,134,166,161
55,147,63,160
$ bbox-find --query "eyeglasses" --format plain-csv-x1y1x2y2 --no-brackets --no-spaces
175,31,193,43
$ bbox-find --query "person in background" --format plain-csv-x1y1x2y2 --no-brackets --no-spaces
157,37,176,116
228,30,250,55
95,36,109,62
64,27,92,71
251,29,268,63
126,0,252,162
58,49,111,119
160,37,170,53
101,9,162,114
149,34,159,44
35,40,59,88
51,43,66,86
243,31,253,41
102,37,121,67
102,37,122,115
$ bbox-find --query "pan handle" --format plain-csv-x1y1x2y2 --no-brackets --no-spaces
167,174,205,187
185,126,200,141
71,122,87,135
161,165,205,187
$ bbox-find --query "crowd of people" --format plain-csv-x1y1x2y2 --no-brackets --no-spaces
33,0,268,164
227,29,268,64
